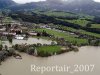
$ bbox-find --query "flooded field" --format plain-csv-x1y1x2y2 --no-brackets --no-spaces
2,37,55,47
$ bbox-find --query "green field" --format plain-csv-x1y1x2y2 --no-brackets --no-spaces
34,28,88,45
59,26,100,38
66,19,90,27
57,18,90,27
33,11,94,20
34,11,77,17
2,17,12,24
37,46,61,55
91,24,100,29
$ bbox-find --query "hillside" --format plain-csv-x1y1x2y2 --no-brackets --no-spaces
0,0,100,16
0,0,16,9
9,0,100,16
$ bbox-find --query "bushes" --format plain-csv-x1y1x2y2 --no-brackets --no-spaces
12,43,79,57
7,35,13,43
12,44,63,57
0,49,15,63
0,45,3,51
88,39,100,46
8,48,15,56
13,44,27,52
26,47,35,55
51,41,57,46
13,44,36,55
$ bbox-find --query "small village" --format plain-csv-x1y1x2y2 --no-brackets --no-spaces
0,17,36,39
0,0,100,75
0,16,76,45
0,16,79,64
0,16,58,40
0,12,99,65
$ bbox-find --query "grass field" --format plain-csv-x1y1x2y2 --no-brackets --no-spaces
57,18,90,27
37,45,61,54
34,11,77,17
34,28,88,45
2,17,12,24
60,26,100,38
34,11,94,20
37,45,62,57
66,19,90,27
91,24,100,29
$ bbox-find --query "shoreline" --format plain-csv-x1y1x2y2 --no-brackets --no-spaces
0,46,99,65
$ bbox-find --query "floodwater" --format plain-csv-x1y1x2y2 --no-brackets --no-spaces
2,37,55,47
0,46,100,75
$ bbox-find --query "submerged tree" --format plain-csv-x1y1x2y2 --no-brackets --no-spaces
7,35,13,43
0,45,3,51
26,47,35,55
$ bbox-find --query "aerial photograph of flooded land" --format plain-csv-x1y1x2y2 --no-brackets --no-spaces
0,0,100,75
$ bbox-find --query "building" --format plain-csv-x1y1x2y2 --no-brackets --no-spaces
10,25,28,34
15,35,25,40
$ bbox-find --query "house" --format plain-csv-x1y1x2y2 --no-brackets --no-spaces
15,35,25,40
10,23,28,34
10,25,22,34
21,27,28,33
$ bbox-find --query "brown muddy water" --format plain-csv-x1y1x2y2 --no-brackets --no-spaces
0,46,100,75
2,37,56,47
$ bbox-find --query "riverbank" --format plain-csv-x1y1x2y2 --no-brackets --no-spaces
0,48,22,65
0,43,78,64
0,34,98,64
12,44,79,57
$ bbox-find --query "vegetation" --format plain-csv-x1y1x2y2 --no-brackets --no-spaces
34,11,78,18
91,24,100,29
37,46,62,57
0,45,3,51
2,17,12,24
57,26,100,38
64,19,90,27
12,43,78,57
34,28,88,46
9,11,100,34
0,10,99,60
34,11,94,20
0,46,17,64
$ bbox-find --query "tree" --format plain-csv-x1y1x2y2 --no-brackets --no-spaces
13,44,19,50
0,45,3,51
88,38,92,45
94,40,100,46
37,43,42,47
86,23,92,28
26,47,35,55
4,45,8,50
7,35,13,43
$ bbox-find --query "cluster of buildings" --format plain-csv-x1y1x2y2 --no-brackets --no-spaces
0,17,38,40
0,16,54,40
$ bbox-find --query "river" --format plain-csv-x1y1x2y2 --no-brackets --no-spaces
0,46,100,75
